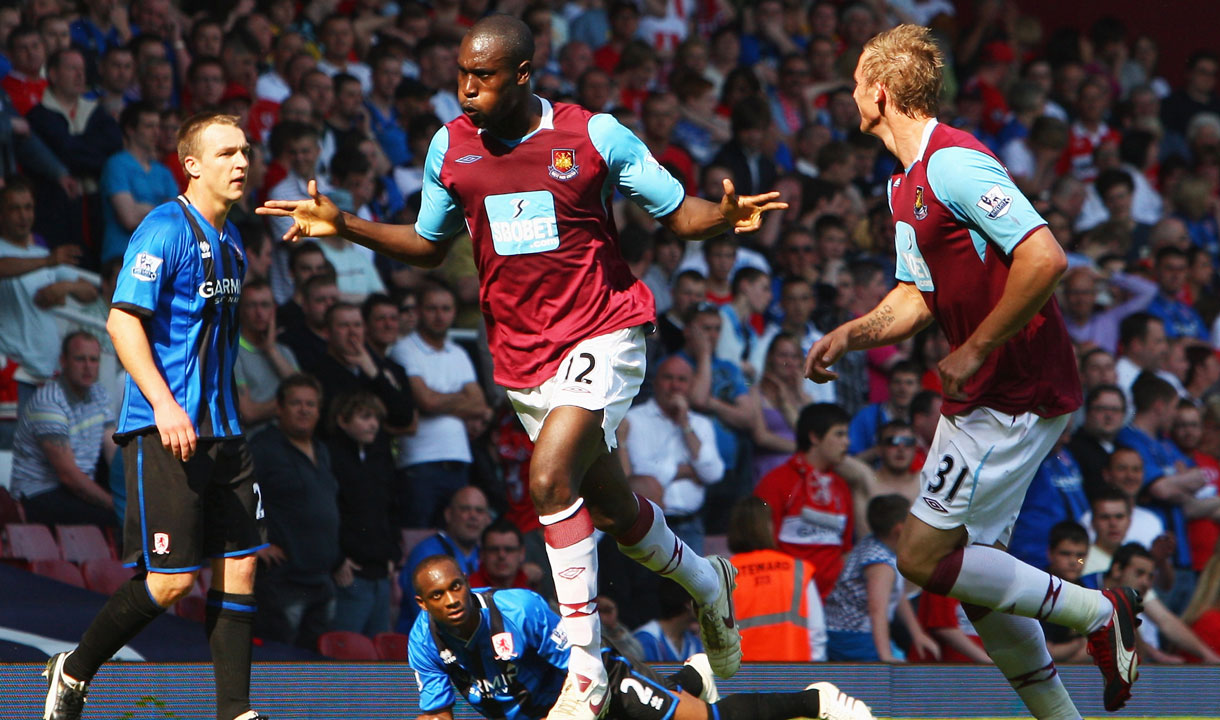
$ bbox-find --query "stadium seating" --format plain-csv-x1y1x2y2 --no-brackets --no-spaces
30,559,86,588
373,632,409,661
81,558,134,595
317,631,379,660
2,523,61,564
174,595,207,623
56,524,115,564
0,486,23,526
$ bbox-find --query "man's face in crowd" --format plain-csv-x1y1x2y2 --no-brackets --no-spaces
278,385,320,438
1112,555,1155,596
239,286,276,336
0,188,36,240
1092,499,1131,551
328,307,366,357
365,302,401,349
479,529,525,584
1083,390,1126,439
61,335,101,392
445,489,491,546
879,428,917,474
304,283,339,330
1047,539,1088,581
654,356,693,417
1081,351,1117,388
670,276,705,317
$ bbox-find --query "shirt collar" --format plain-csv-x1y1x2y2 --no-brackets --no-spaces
481,96,553,145
909,118,938,170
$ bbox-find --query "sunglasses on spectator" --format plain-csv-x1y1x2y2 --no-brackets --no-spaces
400,303,417,312
883,436,917,447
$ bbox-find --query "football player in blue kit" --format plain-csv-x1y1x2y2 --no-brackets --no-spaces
408,555,874,720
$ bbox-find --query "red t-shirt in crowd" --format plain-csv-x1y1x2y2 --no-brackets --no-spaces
754,453,854,600
914,592,984,662
2,73,46,115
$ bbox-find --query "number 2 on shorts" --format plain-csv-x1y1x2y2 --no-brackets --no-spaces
928,453,970,503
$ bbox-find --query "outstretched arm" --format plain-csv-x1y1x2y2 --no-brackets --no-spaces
658,178,787,242
258,179,458,269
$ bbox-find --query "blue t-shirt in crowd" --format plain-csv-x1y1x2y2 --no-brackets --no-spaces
100,150,181,264
1145,293,1208,341
1009,447,1090,570
848,402,892,456
408,589,568,720
1116,425,1193,568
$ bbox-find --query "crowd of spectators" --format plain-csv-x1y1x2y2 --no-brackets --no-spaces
4,0,1220,663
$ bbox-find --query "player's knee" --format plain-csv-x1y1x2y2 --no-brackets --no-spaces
528,467,575,515
221,555,258,590
147,570,197,606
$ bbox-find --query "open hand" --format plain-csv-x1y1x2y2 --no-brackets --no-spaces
719,178,788,234
256,179,344,241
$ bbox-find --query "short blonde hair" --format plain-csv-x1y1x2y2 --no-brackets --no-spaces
859,24,943,119
176,112,242,168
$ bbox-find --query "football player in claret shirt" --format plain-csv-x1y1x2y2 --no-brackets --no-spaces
260,14,787,719
804,24,1142,719
408,555,874,720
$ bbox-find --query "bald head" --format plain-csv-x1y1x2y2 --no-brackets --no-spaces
466,14,534,69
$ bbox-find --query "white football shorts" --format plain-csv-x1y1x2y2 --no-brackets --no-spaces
506,324,647,452
910,406,1070,547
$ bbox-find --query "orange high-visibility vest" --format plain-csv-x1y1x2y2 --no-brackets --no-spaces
730,549,815,661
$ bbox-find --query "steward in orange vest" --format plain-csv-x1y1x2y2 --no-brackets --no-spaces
731,549,820,661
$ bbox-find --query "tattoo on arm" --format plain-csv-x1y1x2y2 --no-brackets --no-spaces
857,304,896,344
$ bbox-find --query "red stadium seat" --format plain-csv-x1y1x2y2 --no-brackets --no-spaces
0,486,24,526
2,523,61,563
56,524,116,564
373,632,409,661
174,595,207,623
30,559,86,588
318,631,379,661
81,559,135,595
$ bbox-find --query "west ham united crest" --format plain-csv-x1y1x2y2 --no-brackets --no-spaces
913,185,928,220
548,148,579,180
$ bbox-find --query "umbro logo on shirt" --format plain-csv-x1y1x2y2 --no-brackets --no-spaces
455,154,483,164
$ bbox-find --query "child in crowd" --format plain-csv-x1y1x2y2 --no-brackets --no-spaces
825,494,938,662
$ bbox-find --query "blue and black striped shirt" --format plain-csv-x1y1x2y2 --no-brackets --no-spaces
112,197,244,440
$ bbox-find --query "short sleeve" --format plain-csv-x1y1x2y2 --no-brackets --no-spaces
407,627,456,713
588,113,685,218
24,389,69,438
859,538,896,568
101,154,134,198
110,207,183,317
925,146,1046,255
414,126,465,242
